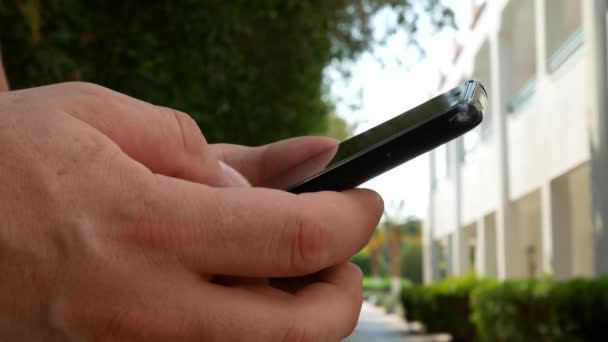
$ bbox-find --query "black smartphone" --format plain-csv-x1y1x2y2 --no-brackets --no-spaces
265,80,487,194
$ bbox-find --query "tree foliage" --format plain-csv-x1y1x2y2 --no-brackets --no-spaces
0,0,453,145
401,243,422,283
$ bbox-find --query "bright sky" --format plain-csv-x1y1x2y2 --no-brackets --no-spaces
327,1,468,219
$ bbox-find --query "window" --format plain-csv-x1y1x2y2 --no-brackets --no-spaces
501,0,537,113
545,0,583,72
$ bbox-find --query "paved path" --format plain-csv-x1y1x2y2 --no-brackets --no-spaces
345,302,450,342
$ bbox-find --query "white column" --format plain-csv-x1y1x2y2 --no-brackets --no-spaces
423,150,437,284
491,30,517,280
583,0,608,276
475,217,487,275
540,182,555,276
534,0,548,79
487,216,498,277
450,141,467,275
540,182,571,279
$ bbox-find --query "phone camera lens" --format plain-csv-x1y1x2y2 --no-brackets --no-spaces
450,112,472,124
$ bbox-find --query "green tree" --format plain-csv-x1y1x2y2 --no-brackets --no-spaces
402,216,422,236
325,113,355,140
0,0,453,145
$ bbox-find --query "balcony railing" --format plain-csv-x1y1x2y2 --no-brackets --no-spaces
507,75,537,114
548,27,584,74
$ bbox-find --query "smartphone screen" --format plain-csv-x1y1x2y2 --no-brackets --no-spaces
263,80,486,192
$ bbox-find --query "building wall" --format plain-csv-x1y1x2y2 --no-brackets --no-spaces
431,178,457,238
507,59,590,200
424,0,607,282
461,140,499,225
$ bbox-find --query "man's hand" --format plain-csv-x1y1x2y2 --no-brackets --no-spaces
0,83,383,341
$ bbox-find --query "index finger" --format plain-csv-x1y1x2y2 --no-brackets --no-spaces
211,136,338,186
119,174,383,277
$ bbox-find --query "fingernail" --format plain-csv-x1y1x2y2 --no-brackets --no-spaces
219,160,250,187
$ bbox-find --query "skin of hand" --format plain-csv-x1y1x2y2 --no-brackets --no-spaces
0,82,383,341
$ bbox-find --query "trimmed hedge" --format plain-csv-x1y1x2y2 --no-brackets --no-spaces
401,275,608,341
363,277,391,294
363,277,414,294
401,274,490,341
471,277,608,341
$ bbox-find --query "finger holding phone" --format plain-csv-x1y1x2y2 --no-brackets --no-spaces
0,82,383,341
0,80,484,341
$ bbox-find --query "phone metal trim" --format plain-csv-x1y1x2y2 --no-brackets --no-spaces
286,80,487,193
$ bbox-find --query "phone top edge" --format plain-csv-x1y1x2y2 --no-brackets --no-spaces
330,80,475,162
465,80,487,114
287,103,482,193
285,80,487,192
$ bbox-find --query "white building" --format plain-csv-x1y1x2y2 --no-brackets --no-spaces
423,0,608,282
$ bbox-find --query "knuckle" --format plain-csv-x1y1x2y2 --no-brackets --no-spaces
165,107,206,158
62,81,109,98
100,306,143,339
285,211,330,274
57,82,115,113
111,173,164,249
98,306,183,340
83,135,121,167
94,306,165,340
116,169,153,219
52,300,144,340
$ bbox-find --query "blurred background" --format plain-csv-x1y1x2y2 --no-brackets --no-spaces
1,0,608,341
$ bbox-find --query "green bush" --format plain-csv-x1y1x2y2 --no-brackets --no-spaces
362,277,391,294
401,274,490,341
471,277,608,341
471,278,555,341
551,277,608,341
400,243,423,284
352,251,371,277
363,277,414,294
400,275,608,341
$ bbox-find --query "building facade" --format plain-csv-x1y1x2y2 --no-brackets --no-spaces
423,0,608,282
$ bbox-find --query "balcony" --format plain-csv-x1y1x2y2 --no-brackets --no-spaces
500,0,537,115
546,0,583,74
